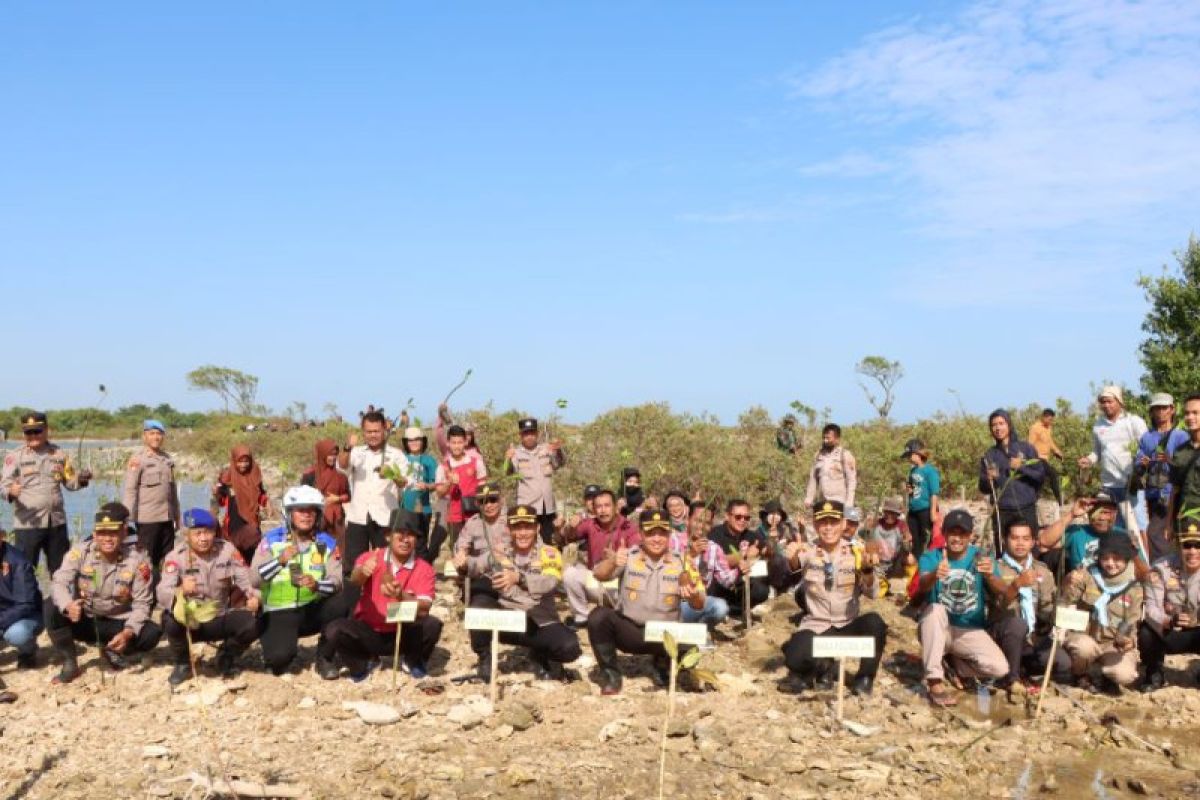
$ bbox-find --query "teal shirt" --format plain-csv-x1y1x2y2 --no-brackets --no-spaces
918,545,993,629
907,463,941,512
401,453,439,513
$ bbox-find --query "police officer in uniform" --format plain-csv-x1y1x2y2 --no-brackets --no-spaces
781,501,887,696
1138,520,1200,691
251,486,344,676
0,412,92,575
48,503,162,683
1060,534,1144,694
158,508,261,686
452,481,509,600
505,418,565,544
122,419,180,589
465,505,581,682
587,510,706,695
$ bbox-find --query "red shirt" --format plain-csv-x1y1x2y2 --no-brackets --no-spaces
575,516,640,568
353,548,436,633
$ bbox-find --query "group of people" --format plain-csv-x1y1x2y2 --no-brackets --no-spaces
0,387,1199,712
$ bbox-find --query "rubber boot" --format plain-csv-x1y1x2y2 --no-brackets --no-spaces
49,627,81,685
592,641,623,696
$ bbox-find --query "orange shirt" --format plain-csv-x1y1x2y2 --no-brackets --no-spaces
1027,420,1057,459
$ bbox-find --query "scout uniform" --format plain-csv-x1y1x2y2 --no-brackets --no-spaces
47,503,162,683
121,419,180,584
916,509,1009,704
586,510,704,694
468,505,581,680
251,524,344,675
989,551,1070,685
1060,535,1144,690
319,509,443,680
506,418,565,544
158,509,260,683
781,501,887,694
0,412,90,574
1138,522,1200,690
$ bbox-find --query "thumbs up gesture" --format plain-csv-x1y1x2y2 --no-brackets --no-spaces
615,546,630,568
936,551,951,580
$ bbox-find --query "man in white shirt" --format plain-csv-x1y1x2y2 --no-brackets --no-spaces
1078,386,1148,529
337,411,409,577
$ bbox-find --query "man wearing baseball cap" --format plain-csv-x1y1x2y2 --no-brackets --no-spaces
158,508,260,686
1133,393,1189,562
1078,385,1148,529
1138,520,1200,692
914,508,1008,706
122,419,180,591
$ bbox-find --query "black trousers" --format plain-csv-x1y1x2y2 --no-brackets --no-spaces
708,576,770,615
162,609,259,663
586,607,677,660
46,607,162,652
1043,462,1063,505
990,615,1071,683
258,597,345,674
321,615,443,673
537,513,557,545
413,512,450,564
998,505,1038,532
1138,622,1200,671
781,612,888,679
1145,502,1173,565
344,519,388,577
16,524,70,575
135,521,176,594
467,594,581,664
907,509,933,561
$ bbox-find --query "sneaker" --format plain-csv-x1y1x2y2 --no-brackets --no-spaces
405,660,428,680
102,649,128,670
350,660,377,683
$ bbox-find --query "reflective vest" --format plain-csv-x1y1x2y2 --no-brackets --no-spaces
263,539,329,611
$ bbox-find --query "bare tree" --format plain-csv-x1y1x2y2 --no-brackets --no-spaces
855,356,903,419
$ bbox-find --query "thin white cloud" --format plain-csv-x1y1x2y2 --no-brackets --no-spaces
793,0,1200,235
795,152,893,178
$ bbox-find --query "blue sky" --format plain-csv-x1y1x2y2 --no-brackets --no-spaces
3,1,1198,424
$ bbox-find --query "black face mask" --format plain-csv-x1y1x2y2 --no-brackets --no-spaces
624,485,644,507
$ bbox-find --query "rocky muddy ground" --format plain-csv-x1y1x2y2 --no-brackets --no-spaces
3,569,1200,800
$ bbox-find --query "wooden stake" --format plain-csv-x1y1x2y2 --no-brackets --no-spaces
489,629,499,707
835,657,846,721
391,625,404,690
1034,631,1061,718
743,574,752,630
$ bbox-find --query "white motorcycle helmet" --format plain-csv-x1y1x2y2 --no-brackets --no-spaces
282,485,325,510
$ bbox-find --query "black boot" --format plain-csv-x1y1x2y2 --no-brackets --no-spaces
531,652,565,681
476,656,493,684
1139,667,1165,694
49,628,81,685
851,673,875,697
592,642,623,696
168,662,193,687
651,655,671,688
315,654,340,681
215,645,242,678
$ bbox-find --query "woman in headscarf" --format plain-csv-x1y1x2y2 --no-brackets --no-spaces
301,439,350,548
213,444,268,563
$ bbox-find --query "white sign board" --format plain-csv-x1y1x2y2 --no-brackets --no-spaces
643,621,709,646
464,607,527,633
585,574,620,591
385,601,418,624
1055,606,1090,632
748,560,768,578
812,636,876,659
443,559,459,577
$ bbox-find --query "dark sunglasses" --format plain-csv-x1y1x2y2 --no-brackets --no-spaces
731,514,751,521
23,428,45,436
1182,542,1200,550
481,495,501,504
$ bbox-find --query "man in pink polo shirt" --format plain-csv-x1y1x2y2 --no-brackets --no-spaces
318,509,443,681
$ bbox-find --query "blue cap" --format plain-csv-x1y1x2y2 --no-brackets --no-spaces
144,419,166,433
182,508,217,529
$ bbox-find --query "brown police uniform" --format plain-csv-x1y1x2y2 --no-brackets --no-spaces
586,546,703,658
48,540,162,655
1138,554,1200,679
468,508,581,670
122,448,180,579
157,539,260,665
781,540,887,680
1060,565,1144,686
1,424,89,573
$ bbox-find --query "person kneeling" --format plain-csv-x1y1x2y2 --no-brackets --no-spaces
159,509,261,686
586,510,705,696
781,501,886,696
48,503,162,684
320,510,442,681
1138,521,1200,692
1061,534,1144,694
461,505,581,682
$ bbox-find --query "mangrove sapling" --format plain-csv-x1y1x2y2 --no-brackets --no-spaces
656,631,718,800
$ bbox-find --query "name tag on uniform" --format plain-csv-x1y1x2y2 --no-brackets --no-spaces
464,608,527,632
812,637,876,659
1055,606,1090,632
748,560,768,578
386,601,418,623
643,621,708,646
